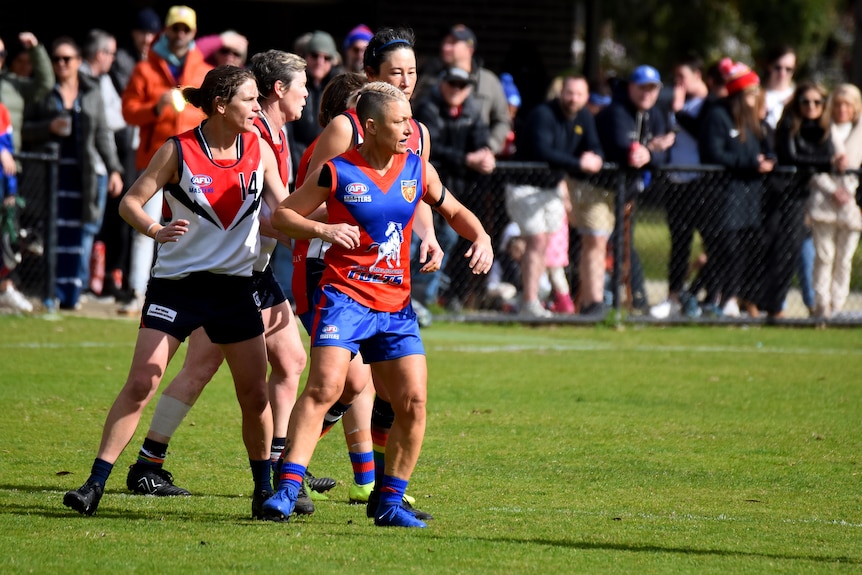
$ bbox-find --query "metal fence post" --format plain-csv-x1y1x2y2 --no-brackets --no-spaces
42,143,60,311
611,164,626,323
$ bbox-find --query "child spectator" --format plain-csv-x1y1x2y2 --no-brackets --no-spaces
0,100,32,312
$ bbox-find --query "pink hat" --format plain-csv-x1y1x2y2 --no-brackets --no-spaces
344,24,374,49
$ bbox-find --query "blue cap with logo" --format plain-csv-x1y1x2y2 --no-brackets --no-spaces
630,65,662,86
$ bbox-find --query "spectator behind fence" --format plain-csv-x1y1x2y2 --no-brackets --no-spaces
697,58,774,317
22,36,124,311
107,8,162,303
417,24,510,156
761,43,816,317
596,65,674,315
0,32,54,155
0,100,32,312
0,32,52,312
807,83,862,319
342,24,373,74
290,30,342,164
111,8,161,93
501,73,575,314
680,60,729,304
484,220,552,312
80,29,128,301
761,81,833,319
511,75,603,318
8,45,32,78
196,29,249,68
650,54,710,319
119,5,212,316
544,178,576,314
497,72,521,158
413,66,495,310
763,45,797,131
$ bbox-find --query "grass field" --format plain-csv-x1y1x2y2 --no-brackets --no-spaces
1,314,860,574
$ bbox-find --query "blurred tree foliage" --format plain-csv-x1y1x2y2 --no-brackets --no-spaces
598,0,846,77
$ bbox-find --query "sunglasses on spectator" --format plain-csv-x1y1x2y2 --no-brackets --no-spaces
52,55,76,64
0,50,6,59
445,80,470,89
800,99,823,107
218,47,244,58
307,52,333,62
772,65,794,73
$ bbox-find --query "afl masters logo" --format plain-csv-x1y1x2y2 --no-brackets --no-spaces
401,179,417,202
344,182,371,203
190,174,214,194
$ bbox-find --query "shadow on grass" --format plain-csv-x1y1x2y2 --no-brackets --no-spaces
501,536,860,565
5,486,859,565
1,485,272,523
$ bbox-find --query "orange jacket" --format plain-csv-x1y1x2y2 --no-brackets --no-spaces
121,44,212,171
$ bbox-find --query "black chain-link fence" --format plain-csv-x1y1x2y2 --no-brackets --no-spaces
429,161,862,325
6,150,861,325
3,144,58,310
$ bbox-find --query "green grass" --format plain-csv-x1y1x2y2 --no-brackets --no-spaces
1,315,861,574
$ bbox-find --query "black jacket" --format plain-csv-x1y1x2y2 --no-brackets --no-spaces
596,94,672,166
515,98,603,187
413,87,491,195
698,99,766,231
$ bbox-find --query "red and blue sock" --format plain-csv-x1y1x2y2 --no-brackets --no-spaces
349,451,374,486
276,461,306,498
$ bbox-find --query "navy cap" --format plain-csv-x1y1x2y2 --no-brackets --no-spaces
134,8,162,33
448,24,476,48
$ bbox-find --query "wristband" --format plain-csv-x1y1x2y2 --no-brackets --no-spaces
146,222,159,238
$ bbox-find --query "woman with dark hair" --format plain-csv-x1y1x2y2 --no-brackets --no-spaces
120,52,321,515
697,58,775,317
758,80,833,318
62,66,288,518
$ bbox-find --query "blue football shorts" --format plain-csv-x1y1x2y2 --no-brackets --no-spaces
309,284,425,363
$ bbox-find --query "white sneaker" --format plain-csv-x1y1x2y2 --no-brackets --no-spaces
117,294,142,316
649,298,680,319
722,298,740,318
0,285,34,312
520,299,552,318
412,299,433,328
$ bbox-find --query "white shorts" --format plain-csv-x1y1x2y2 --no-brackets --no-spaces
571,184,615,235
504,184,565,236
